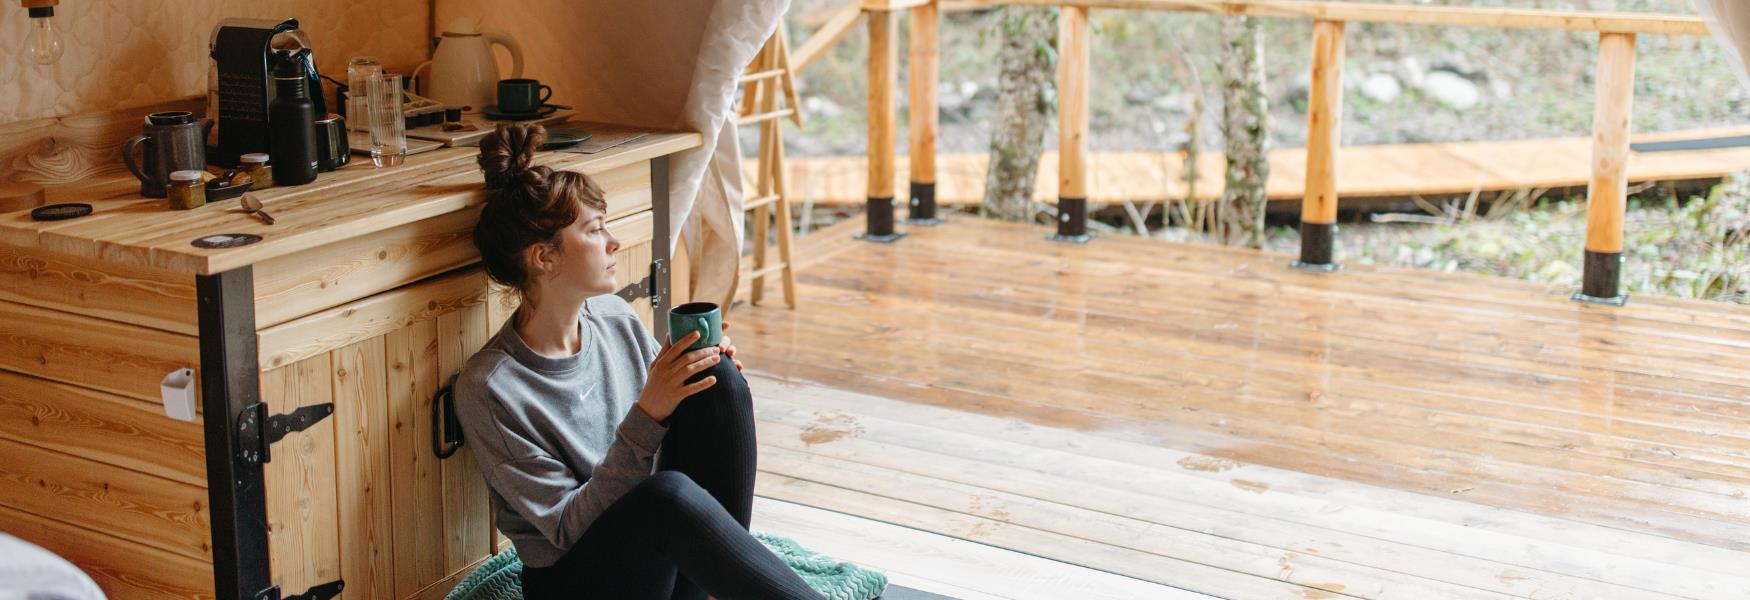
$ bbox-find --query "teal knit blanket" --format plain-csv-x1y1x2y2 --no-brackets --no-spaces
444,532,888,600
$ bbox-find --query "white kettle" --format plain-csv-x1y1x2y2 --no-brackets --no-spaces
412,18,524,112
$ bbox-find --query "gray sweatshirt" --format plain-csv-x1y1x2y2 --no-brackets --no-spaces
454,294,667,568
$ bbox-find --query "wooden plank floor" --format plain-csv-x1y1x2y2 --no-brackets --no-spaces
751,497,1213,599
735,215,1750,599
750,126,1750,205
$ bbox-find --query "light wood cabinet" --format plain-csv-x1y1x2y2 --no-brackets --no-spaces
0,129,699,600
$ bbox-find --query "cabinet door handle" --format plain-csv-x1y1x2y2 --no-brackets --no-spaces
432,372,465,459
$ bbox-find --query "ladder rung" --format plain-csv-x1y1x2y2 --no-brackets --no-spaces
744,194,781,210
749,264,789,278
738,69,786,84
736,108,795,126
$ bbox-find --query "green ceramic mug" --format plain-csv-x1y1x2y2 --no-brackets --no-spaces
668,302,722,351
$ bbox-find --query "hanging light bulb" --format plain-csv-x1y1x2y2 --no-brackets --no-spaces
22,0,64,66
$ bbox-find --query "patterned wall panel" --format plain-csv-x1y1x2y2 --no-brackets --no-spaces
0,0,429,123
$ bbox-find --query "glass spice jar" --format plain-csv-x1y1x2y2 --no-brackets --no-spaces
240,153,274,190
167,170,206,210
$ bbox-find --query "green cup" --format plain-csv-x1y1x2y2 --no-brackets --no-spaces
668,302,722,351
497,78,553,114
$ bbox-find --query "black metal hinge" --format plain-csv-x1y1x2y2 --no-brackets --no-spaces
236,402,335,465
615,276,652,303
617,263,665,305
650,257,668,298
612,258,667,305
256,580,344,600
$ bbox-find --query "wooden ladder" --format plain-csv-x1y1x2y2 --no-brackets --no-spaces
735,27,802,308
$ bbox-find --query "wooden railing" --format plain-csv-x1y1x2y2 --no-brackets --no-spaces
799,0,1711,304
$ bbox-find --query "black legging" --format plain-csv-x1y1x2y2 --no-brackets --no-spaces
520,357,822,600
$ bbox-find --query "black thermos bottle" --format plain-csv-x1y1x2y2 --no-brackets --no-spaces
269,50,320,186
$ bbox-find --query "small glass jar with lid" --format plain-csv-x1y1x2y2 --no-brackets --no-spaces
240,153,274,190
166,170,206,210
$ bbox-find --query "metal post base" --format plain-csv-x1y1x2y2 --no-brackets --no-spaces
1571,291,1629,306
907,182,943,226
856,232,908,243
864,195,900,241
1056,197,1089,240
1296,221,1336,270
1049,233,1093,244
1576,250,1625,306
1289,260,1341,272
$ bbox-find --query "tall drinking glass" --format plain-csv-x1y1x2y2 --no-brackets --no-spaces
367,73,406,167
345,56,381,132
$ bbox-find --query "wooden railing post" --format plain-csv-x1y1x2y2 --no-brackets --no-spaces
860,9,905,243
1576,31,1636,305
1294,19,1345,271
907,0,944,225
1054,4,1093,243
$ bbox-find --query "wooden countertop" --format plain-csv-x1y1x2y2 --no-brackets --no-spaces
0,125,701,276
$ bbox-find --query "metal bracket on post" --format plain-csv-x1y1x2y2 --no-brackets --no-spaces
1290,222,1341,272
236,401,334,466
858,196,906,243
906,182,943,226
1050,198,1092,244
1573,250,1628,305
257,580,344,600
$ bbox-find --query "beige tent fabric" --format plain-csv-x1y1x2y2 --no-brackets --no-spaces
436,0,790,305
1696,0,1750,94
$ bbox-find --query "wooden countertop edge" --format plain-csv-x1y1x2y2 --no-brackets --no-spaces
0,130,701,277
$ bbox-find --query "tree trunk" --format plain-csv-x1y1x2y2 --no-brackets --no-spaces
1219,15,1270,248
984,7,1057,222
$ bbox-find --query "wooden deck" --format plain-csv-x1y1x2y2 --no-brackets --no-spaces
735,216,1750,599
751,127,1750,206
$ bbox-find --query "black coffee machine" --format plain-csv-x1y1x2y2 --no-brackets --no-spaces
208,18,328,167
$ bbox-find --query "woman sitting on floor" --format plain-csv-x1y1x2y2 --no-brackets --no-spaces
454,123,823,600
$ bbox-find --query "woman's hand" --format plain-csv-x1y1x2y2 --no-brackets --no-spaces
720,322,742,371
635,331,723,425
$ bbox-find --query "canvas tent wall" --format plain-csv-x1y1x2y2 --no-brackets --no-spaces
436,0,791,303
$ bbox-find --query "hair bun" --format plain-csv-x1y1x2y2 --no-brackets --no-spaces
478,123,549,192
471,122,608,296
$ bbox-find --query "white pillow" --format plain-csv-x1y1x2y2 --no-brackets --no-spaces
0,533,105,600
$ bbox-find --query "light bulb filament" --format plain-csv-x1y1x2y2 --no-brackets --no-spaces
25,14,64,66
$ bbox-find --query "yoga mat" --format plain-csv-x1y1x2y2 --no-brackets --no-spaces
878,585,960,600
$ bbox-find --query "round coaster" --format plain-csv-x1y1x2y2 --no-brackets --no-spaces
30,203,92,221
190,233,264,249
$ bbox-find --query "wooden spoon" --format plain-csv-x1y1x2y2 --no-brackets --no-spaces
240,194,275,225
